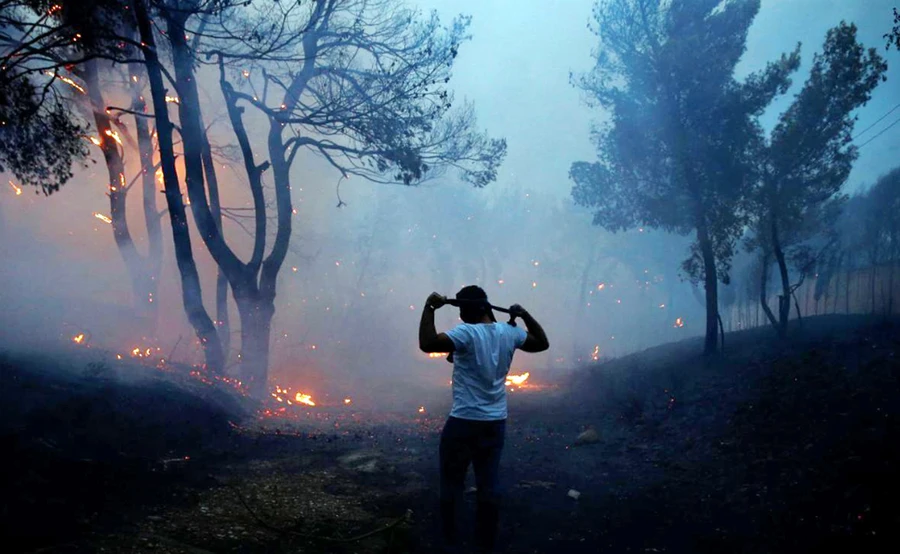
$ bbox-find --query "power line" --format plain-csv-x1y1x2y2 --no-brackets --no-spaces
853,101,900,140
857,114,900,149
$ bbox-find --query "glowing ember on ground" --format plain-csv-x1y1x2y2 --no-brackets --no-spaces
294,392,316,406
344,397,352,405
591,345,600,361
8,180,22,196
93,212,112,224
597,283,606,290
674,317,684,328
428,352,449,358
130,346,157,358
506,372,530,387
164,95,180,104
72,333,85,344
418,406,426,414
88,136,102,146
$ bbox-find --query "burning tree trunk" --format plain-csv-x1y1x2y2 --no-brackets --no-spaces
133,0,224,373
82,58,157,323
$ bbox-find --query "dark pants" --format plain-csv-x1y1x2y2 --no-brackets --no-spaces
440,416,506,552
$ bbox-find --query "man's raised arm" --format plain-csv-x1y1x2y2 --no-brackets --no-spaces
511,304,549,353
419,292,456,353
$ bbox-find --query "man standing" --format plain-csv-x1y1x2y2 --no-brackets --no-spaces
419,285,550,553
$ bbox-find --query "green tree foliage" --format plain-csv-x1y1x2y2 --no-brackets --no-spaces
0,0,129,193
569,0,798,354
751,22,886,336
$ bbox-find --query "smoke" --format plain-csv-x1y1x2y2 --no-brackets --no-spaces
2,0,898,409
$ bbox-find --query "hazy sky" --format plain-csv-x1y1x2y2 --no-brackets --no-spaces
414,0,900,200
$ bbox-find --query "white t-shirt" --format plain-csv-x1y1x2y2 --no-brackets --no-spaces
445,322,528,421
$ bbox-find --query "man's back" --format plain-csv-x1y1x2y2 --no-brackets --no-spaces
446,322,526,421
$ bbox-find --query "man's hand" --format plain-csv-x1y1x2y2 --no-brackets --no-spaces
509,303,528,317
426,292,447,310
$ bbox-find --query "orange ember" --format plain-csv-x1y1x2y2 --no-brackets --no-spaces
294,392,316,406
674,317,684,328
104,129,123,146
8,180,22,196
45,71,85,94
72,333,85,344
428,352,449,358
418,406,426,414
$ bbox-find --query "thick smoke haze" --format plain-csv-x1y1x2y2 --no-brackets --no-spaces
1,0,898,408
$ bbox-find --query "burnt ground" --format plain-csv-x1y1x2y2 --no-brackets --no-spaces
2,314,900,553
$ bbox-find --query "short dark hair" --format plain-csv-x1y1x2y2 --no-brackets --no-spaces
456,285,493,324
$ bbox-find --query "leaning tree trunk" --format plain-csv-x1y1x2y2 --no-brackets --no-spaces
200,124,231,360
759,251,778,329
134,0,224,372
696,219,719,355
771,220,791,337
130,61,163,332
83,60,153,320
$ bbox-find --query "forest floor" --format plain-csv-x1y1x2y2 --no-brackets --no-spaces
3,314,900,553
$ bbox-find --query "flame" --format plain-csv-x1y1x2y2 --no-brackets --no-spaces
294,392,316,406
45,71,85,94
418,406,426,414
591,345,600,361
165,95,180,104
343,397,352,405
597,283,606,290
674,317,684,328
93,212,112,224
88,136,102,146
505,372,530,386
428,352,448,358
72,333,85,344
104,129,122,146
8,180,22,196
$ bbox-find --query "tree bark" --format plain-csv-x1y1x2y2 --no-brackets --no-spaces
134,0,224,372
771,219,790,337
696,219,719,355
130,62,162,331
82,59,154,322
237,297,274,399
845,254,851,314
760,251,778,329
200,124,231,361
